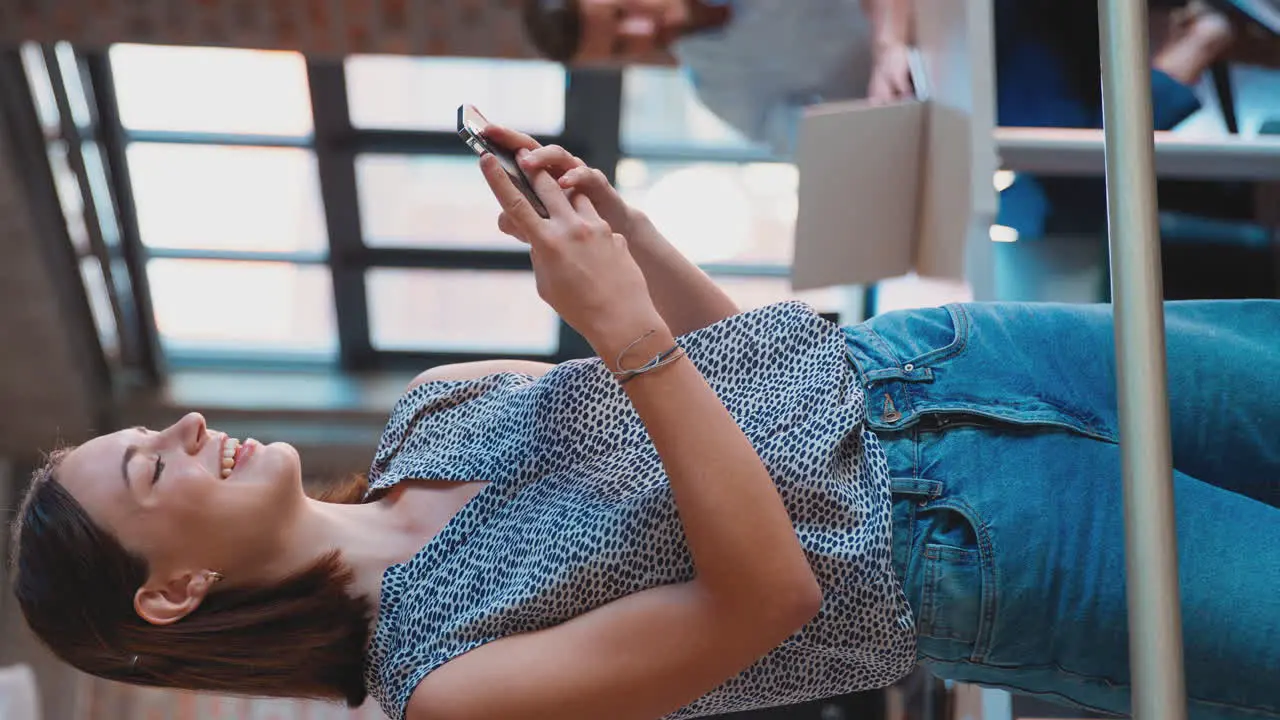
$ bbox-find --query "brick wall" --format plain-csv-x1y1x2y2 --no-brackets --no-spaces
0,0,541,59
0,62,99,461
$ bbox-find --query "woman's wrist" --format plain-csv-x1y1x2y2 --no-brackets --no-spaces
620,208,654,243
587,312,675,373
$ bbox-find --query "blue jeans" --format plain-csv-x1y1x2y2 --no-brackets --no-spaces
842,301,1280,719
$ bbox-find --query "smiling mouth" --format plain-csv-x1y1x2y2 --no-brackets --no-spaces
219,436,255,479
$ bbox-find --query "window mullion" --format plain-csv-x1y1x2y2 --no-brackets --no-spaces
83,51,163,383
307,59,373,371
555,68,624,361
43,46,134,369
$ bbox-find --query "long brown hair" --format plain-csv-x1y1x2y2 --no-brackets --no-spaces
8,451,375,707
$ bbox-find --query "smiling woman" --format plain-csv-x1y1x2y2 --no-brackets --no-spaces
10,126,1280,720
9,415,376,706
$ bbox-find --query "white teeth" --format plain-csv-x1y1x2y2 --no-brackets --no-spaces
220,437,241,479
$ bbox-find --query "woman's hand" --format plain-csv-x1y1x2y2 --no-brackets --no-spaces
482,125,641,241
482,123,740,339
478,151,664,359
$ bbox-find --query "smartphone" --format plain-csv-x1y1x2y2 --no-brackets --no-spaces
457,104,550,218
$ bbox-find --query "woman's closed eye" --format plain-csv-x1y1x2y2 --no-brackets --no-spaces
152,457,165,484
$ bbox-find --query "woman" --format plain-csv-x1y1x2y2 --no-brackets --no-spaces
10,126,1280,720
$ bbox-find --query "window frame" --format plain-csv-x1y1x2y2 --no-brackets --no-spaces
17,45,848,383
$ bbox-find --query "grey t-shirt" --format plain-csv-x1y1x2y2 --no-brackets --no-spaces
674,0,874,156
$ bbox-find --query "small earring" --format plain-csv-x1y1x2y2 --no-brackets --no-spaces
207,571,224,584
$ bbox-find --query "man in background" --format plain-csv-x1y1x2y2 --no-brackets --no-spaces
522,0,916,156
523,0,1278,240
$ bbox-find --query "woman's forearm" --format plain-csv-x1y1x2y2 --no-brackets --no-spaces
604,327,821,618
624,212,742,336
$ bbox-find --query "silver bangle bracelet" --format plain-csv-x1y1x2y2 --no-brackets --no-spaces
613,345,686,385
610,329,686,385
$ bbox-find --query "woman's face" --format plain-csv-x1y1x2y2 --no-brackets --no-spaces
57,412,305,604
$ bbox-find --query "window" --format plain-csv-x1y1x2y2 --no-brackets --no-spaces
356,154,512,251
79,255,120,357
340,56,587,368
19,43,60,135
366,269,557,354
621,66,764,154
147,259,337,356
621,64,980,319
53,42,94,131
61,48,598,371
128,144,327,256
80,142,122,247
616,160,798,266
618,66,827,320
110,44,313,137
715,277,843,315
33,43,875,380
102,45,333,363
46,141,91,254
345,55,566,134
19,43,128,366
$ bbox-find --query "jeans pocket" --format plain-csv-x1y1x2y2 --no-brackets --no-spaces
921,544,982,642
917,506,984,645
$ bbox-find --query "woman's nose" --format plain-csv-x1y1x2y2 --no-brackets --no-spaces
166,412,207,451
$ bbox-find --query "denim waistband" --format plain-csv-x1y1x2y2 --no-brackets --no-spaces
842,303,1116,442
842,305,972,433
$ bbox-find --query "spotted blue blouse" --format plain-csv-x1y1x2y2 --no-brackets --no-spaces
362,301,916,720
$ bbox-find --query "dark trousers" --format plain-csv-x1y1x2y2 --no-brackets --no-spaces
992,0,1205,238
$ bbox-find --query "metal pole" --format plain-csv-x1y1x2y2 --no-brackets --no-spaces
1096,0,1188,719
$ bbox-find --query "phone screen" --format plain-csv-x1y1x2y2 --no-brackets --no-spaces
457,104,550,218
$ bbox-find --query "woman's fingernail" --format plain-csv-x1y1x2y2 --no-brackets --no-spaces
517,148,531,159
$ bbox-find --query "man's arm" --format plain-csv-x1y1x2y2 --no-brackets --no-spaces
862,0,916,102
863,0,913,51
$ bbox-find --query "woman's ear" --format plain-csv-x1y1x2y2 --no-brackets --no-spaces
133,571,217,626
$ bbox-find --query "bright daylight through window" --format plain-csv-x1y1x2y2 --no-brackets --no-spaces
43,44,876,373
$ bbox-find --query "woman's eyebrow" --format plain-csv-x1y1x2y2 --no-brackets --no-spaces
120,427,148,488
121,445,138,489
